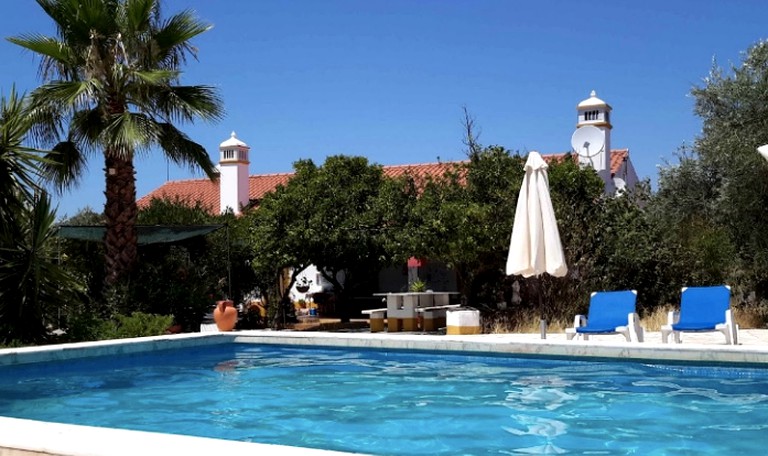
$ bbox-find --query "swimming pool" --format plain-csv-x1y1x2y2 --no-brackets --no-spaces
1,340,767,455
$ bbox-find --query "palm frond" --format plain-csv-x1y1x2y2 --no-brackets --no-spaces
69,108,106,152
26,98,68,148
43,141,88,192
0,89,44,208
36,0,95,44
150,85,223,123
31,81,99,110
100,111,156,158
0,87,55,245
156,122,217,179
132,69,178,85
153,9,211,65
6,35,79,70
123,0,156,34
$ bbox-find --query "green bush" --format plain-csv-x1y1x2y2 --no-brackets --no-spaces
106,312,174,339
65,311,173,341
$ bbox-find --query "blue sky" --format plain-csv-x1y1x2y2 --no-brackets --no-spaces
1,0,766,218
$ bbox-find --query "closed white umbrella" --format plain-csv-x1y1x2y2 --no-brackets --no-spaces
506,152,567,337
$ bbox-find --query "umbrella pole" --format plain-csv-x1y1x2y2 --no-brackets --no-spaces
538,276,547,339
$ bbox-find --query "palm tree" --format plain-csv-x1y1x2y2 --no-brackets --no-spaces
0,88,45,236
0,190,86,344
8,0,223,285
0,88,84,344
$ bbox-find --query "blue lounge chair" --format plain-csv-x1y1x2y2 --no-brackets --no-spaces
566,290,644,342
661,285,738,345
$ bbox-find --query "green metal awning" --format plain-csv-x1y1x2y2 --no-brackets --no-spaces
57,224,224,245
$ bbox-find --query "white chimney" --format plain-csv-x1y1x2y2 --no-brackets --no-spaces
218,131,250,215
574,90,614,193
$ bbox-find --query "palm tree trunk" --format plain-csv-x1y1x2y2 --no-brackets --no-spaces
103,154,138,285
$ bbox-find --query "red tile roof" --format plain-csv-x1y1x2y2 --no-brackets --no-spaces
138,173,294,214
539,149,629,176
609,149,629,176
137,151,629,214
381,162,465,180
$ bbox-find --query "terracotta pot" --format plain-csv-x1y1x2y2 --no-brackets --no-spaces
213,300,238,331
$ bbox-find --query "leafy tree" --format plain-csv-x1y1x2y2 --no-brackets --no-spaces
57,208,106,306
406,147,524,305
246,160,318,326
541,153,604,316
370,173,420,265
590,183,683,312
648,151,735,290
248,156,396,323
683,39,768,299
134,199,257,331
302,156,391,320
9,0,223,287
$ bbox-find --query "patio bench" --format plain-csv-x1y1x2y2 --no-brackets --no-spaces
416,304,461,331
361,307,387,332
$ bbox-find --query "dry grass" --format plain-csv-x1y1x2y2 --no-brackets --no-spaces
485,312,570,334
485,303,768,334
640,305,675,332
733,304,768,329
643,303,768,330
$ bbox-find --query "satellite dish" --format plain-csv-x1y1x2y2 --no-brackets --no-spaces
571,126,605,158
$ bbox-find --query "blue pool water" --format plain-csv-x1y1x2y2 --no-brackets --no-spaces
1,344,768,455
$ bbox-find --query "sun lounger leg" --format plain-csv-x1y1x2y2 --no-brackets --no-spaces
626,313,644,342
566,315,586,341
726,309,738,345
661,311,681,343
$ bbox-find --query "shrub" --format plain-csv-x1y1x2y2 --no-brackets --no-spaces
105,312,174,339
409,279,427,292
65,311,173,341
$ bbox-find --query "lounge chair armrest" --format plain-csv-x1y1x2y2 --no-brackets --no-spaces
573,314,586,328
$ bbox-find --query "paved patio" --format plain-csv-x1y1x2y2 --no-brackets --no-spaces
501,328,768,345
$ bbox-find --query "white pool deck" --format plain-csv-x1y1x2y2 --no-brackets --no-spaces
1,328,767,456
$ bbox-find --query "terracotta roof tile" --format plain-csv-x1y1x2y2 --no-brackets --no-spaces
248,173,294,203
137,178,220,213
543,149,628,176
137,173,295,213
138,151,630,215
381,162,465,179
609,149,629,176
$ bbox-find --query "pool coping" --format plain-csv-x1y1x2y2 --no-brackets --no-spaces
232,330,768,365
2,330,768,456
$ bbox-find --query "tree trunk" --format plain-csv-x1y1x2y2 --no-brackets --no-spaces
103,154,138,286
321,269,349,323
